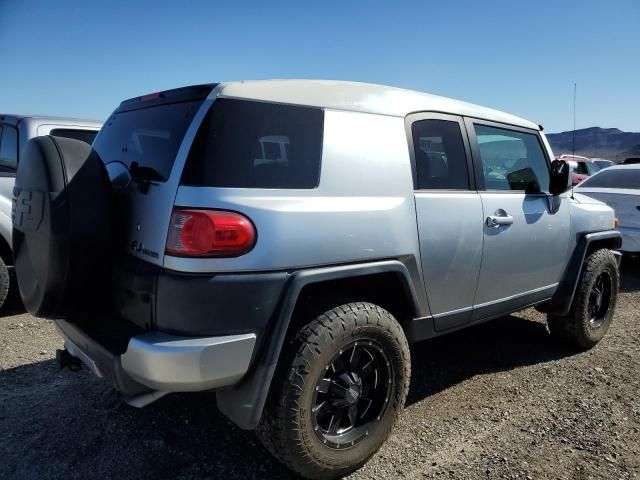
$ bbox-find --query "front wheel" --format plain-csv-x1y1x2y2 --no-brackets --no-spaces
548,248,619,349
256,302,410,479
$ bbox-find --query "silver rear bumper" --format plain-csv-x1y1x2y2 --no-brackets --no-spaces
121,331,256,391
55,320,256,397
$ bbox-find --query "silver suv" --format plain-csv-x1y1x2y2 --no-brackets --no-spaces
0,114,101,309
12,81,621,479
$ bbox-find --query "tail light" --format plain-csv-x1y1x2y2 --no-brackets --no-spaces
166,209,256,257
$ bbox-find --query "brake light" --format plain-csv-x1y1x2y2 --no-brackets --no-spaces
140,92,162,101
166,209,256,257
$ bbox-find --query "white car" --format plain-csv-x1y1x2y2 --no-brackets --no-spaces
576,165,640,253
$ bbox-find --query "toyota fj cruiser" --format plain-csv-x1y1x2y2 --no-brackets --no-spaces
12,81,621,479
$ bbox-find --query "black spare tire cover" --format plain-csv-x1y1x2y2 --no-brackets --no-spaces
12,135,114,319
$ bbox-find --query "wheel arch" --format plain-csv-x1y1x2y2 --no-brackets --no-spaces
216,258,427,430
539,230,622,316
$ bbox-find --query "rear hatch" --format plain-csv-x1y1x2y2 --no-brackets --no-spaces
92,84,216,266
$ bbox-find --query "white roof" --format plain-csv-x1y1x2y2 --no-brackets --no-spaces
0,114,102,128
218,80,539,130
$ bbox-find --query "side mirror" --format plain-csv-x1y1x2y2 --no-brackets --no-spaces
549,160,571,195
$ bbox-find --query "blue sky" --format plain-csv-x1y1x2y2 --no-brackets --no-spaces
1,0,638,133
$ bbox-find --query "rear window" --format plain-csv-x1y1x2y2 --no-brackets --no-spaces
181,99,323,189
93,101,202,182
579,169,640,190
50,128,98,146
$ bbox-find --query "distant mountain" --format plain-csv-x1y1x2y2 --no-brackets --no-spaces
546,127,640,162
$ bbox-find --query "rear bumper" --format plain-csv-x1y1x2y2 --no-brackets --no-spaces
55,320,256,395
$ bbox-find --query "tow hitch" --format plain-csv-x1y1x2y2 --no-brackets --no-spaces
55,348,82,371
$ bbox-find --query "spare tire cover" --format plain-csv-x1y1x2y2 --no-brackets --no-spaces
12,135,114,319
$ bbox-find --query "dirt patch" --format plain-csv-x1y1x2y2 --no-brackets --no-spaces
1,258,639,479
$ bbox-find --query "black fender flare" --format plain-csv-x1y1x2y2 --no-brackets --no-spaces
216,258,426,430
538,230,622,316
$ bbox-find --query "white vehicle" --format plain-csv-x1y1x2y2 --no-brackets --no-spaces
576,164,640,253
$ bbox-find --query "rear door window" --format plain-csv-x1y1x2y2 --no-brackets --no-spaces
181,99,323,189
474,125,550,193
411,119,470,190
50,128,98,146
93,101,202,182
0,124,18,171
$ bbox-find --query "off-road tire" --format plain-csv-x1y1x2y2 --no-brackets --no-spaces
548,248,619,349
0,256,10,310
256,302,410,479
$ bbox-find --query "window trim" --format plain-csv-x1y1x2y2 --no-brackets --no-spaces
0,123,19,172
464,117,551,195
405,112,477,192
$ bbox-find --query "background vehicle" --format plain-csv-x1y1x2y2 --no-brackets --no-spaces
623,157,640,165
576,165,640,253
0,114,101,309
593,158,615,169
557,154,599,185
11,81,621,479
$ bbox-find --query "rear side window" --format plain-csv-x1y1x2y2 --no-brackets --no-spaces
580,169,640,189
411,119,469,190
50,128,98,146
93,101,202,182
474,125,550,193
0,124,18,170
181,99,323,189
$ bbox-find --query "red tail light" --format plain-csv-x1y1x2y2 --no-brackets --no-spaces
166,209,256,257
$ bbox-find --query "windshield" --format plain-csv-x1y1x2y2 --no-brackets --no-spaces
579,169,640,190
93,101,202,181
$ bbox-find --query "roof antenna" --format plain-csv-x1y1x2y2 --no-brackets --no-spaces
571,82,577,199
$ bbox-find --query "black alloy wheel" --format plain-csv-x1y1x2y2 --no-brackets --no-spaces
311,340,393,449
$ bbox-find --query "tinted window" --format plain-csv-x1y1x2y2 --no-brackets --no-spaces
93,101,202,182
579,169,640,190
51,128,98,146
182,99,323,189
0,124,18,169
411,119,469,190
474,125,549,192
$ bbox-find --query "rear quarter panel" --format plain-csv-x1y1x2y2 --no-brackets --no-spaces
166,109,421,274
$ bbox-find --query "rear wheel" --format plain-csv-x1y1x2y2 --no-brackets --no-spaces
256,302,410,479
0,256,9,310
548,248,619,348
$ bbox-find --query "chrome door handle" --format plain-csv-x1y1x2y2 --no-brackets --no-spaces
486,213,514,227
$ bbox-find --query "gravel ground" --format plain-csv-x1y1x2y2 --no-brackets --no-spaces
1,258,639,480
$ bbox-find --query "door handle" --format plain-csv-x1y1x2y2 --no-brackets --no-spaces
486,211,514,227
